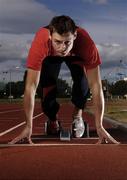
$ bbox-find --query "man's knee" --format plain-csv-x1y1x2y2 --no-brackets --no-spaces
43,85,56,98
72,88,90,109
41,86,60,119
71,75,90,109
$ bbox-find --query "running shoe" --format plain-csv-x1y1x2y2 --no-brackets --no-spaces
72,117,85,138
45,120,61,136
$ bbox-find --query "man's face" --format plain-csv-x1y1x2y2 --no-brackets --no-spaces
51,31,77,56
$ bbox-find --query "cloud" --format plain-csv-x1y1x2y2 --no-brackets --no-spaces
0,31,32,81
0,0,56,34
82,0,108,5
0,33,33,62
82,20,127,46
0,32,34,79
97,43,127,79
97,43,127,68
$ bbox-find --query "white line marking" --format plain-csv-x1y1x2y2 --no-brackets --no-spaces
0,112,43,137
0,143,124,148
0,122,26,137
0,109,23,114
31,138,98,141
33,113,43,119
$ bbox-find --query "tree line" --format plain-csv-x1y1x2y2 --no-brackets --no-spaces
103,80,127,98
0,71,72,99
0,74,127,99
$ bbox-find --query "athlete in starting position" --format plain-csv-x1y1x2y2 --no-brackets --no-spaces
9,15,119,144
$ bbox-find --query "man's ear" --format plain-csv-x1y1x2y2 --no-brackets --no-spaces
48,28,52,40
49,35,51,40
74,31,77,40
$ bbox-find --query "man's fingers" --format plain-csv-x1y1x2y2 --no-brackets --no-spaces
96,139,102,144
96,137,107,144
97,136,120,145
103,131,120,144
8,136,23,145
97,128,120,144
106,136,120,144
7,126,33,145
28,138,34,144
8,135,33,145
96,136,103,144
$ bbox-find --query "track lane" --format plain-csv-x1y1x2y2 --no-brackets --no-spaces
0,102,127,180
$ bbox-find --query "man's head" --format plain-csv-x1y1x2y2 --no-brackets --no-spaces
49,15,77,56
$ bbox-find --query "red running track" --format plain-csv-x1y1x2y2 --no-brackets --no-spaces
0,102,127,180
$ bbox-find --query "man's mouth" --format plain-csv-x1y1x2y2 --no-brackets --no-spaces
55,50,68,56
59,51,67,54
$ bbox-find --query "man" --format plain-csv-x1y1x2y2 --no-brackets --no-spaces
10,15,119,144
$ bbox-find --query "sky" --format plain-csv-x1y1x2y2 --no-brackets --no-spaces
0,0,127,83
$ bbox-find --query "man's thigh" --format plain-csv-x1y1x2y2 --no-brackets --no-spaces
65,56,85,82
40,56,62,86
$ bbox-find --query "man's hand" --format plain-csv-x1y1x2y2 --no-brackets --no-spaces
8,125,33,145
96,126,120,144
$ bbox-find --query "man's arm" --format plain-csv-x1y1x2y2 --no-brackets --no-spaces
24,68,40,128
9,68,40,144
86,66,104,129
86,66,119,144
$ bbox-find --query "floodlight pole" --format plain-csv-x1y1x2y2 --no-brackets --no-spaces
9,70,12,102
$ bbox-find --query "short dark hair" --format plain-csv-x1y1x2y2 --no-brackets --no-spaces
49,15,77,35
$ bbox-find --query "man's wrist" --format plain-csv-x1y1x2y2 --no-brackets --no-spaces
26,122,33,128
96,122,103,129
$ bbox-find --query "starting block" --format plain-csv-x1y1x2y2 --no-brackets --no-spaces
83,121,90,138
60,129,71,141
60,121,89,141
44,120,90,141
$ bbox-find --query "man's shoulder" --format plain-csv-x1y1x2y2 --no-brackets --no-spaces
35,27,50,40
75,26,94,46
77,26,90,38
36,27,49,36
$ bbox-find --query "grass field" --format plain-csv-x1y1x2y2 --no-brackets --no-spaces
86,99,127,123
104,99,127,123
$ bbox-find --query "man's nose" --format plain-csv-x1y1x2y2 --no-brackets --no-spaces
60,43,66,50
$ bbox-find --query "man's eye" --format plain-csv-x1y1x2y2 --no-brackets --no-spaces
55,41,61,44
54,41,71,45
65,41,71,45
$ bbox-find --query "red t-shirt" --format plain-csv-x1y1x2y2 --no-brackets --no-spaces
26,27,101,71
